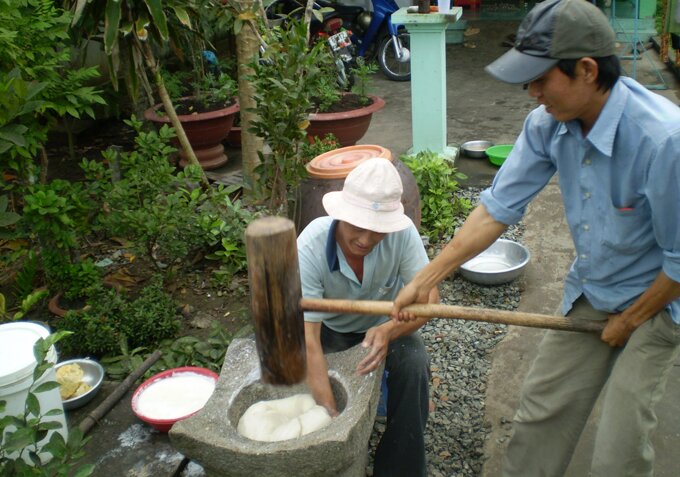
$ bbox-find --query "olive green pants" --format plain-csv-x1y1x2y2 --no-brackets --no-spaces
502,297,680,477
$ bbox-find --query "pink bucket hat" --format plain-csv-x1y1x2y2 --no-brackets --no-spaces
322,158,412,233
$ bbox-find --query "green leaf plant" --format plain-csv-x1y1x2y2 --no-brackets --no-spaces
0,330,95,476
403,150,472,242
0,1,105,186
101,321,233,381
350,56,378,106
247,19,329,214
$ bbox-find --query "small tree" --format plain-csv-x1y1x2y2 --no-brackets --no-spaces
247,20,328,214
0,0,105,186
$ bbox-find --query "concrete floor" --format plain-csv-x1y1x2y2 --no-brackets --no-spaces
68,14,680,477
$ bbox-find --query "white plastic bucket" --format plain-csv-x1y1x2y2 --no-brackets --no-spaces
0,322,68,462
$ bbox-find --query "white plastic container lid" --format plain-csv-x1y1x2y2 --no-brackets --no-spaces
0,322,52,387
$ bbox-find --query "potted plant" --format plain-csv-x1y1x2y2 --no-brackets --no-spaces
306,56,385,147
143,67,240,170
68,0,217,186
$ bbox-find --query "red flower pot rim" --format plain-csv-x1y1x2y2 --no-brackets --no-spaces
308,94,385,122
143,96,240,124
131,366,219,433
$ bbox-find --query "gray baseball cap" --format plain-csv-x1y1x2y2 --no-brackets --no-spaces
485,0,616,84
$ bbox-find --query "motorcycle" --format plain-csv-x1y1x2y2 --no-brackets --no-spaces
265,0,411,82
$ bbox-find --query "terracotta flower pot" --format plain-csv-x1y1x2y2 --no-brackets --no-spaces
144,97,240,170
226,126,242,147
48,292,76,318
307,95,385,147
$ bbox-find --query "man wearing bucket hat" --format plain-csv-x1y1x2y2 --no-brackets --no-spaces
298,157,438,477
392,0,680,475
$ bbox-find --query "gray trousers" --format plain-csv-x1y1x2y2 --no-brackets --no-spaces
321,324,430,477
502,297,680,477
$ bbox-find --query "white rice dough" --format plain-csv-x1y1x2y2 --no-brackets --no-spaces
237,393,333,442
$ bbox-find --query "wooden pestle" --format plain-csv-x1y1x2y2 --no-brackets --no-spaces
245,216,306,386
245,217,605,386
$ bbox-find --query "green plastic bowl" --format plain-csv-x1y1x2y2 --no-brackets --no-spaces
486,144,513,166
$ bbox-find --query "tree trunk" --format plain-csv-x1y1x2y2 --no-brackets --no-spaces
138,41,210,188
235,0,265,198
304,0,315,42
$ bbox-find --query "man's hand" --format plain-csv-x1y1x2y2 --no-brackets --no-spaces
356,326,391,375
601,313,637,347
391,282,430,322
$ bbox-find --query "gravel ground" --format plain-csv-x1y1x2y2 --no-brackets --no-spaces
368,188,527,477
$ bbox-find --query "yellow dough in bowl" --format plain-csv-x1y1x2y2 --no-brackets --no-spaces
56,363,88,400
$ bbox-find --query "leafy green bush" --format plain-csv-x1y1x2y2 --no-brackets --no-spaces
56,278,180,358
20,178,102,298
101,322,233,381
97,117,255,282
248,19,329,212
97,119,205,267
202,189,259,282
0,0,104,183
300,133,340,163
403,150,472,241
51,259,101,301
350,57,378,105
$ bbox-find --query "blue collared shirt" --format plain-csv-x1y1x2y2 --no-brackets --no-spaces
298,216,429,333
480,76,680,323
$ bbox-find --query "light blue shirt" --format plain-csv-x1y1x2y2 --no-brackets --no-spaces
298,216,429,333
480,76,680,323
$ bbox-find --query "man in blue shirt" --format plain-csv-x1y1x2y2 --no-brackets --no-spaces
392,0,680,475
298,158,438,477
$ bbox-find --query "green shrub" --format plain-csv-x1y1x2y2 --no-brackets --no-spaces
248,19,329,212
121,280,179,347
56,278,180,358
54,259,102,301
20,178,102,297
98,117,255,283
300,133,340,163
403,150,472,242
350,57,378,105
101,322,233,381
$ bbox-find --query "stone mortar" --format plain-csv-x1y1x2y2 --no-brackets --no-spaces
170,337,384,477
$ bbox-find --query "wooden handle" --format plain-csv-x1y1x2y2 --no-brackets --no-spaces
300,298,605,334
78,350,163,435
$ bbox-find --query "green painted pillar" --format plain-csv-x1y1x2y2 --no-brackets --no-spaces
392,7,462,159
639,0,656,18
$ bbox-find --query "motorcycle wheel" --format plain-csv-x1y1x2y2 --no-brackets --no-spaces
377,31,411,82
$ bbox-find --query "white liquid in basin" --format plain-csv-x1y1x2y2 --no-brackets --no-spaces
135,373,215,420
464,257,513,272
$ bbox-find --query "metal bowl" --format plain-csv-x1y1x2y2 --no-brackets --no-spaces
56,358,105,411
461,140,494,158
459,239,530,285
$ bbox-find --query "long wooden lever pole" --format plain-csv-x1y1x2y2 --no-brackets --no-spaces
300,298,606,334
